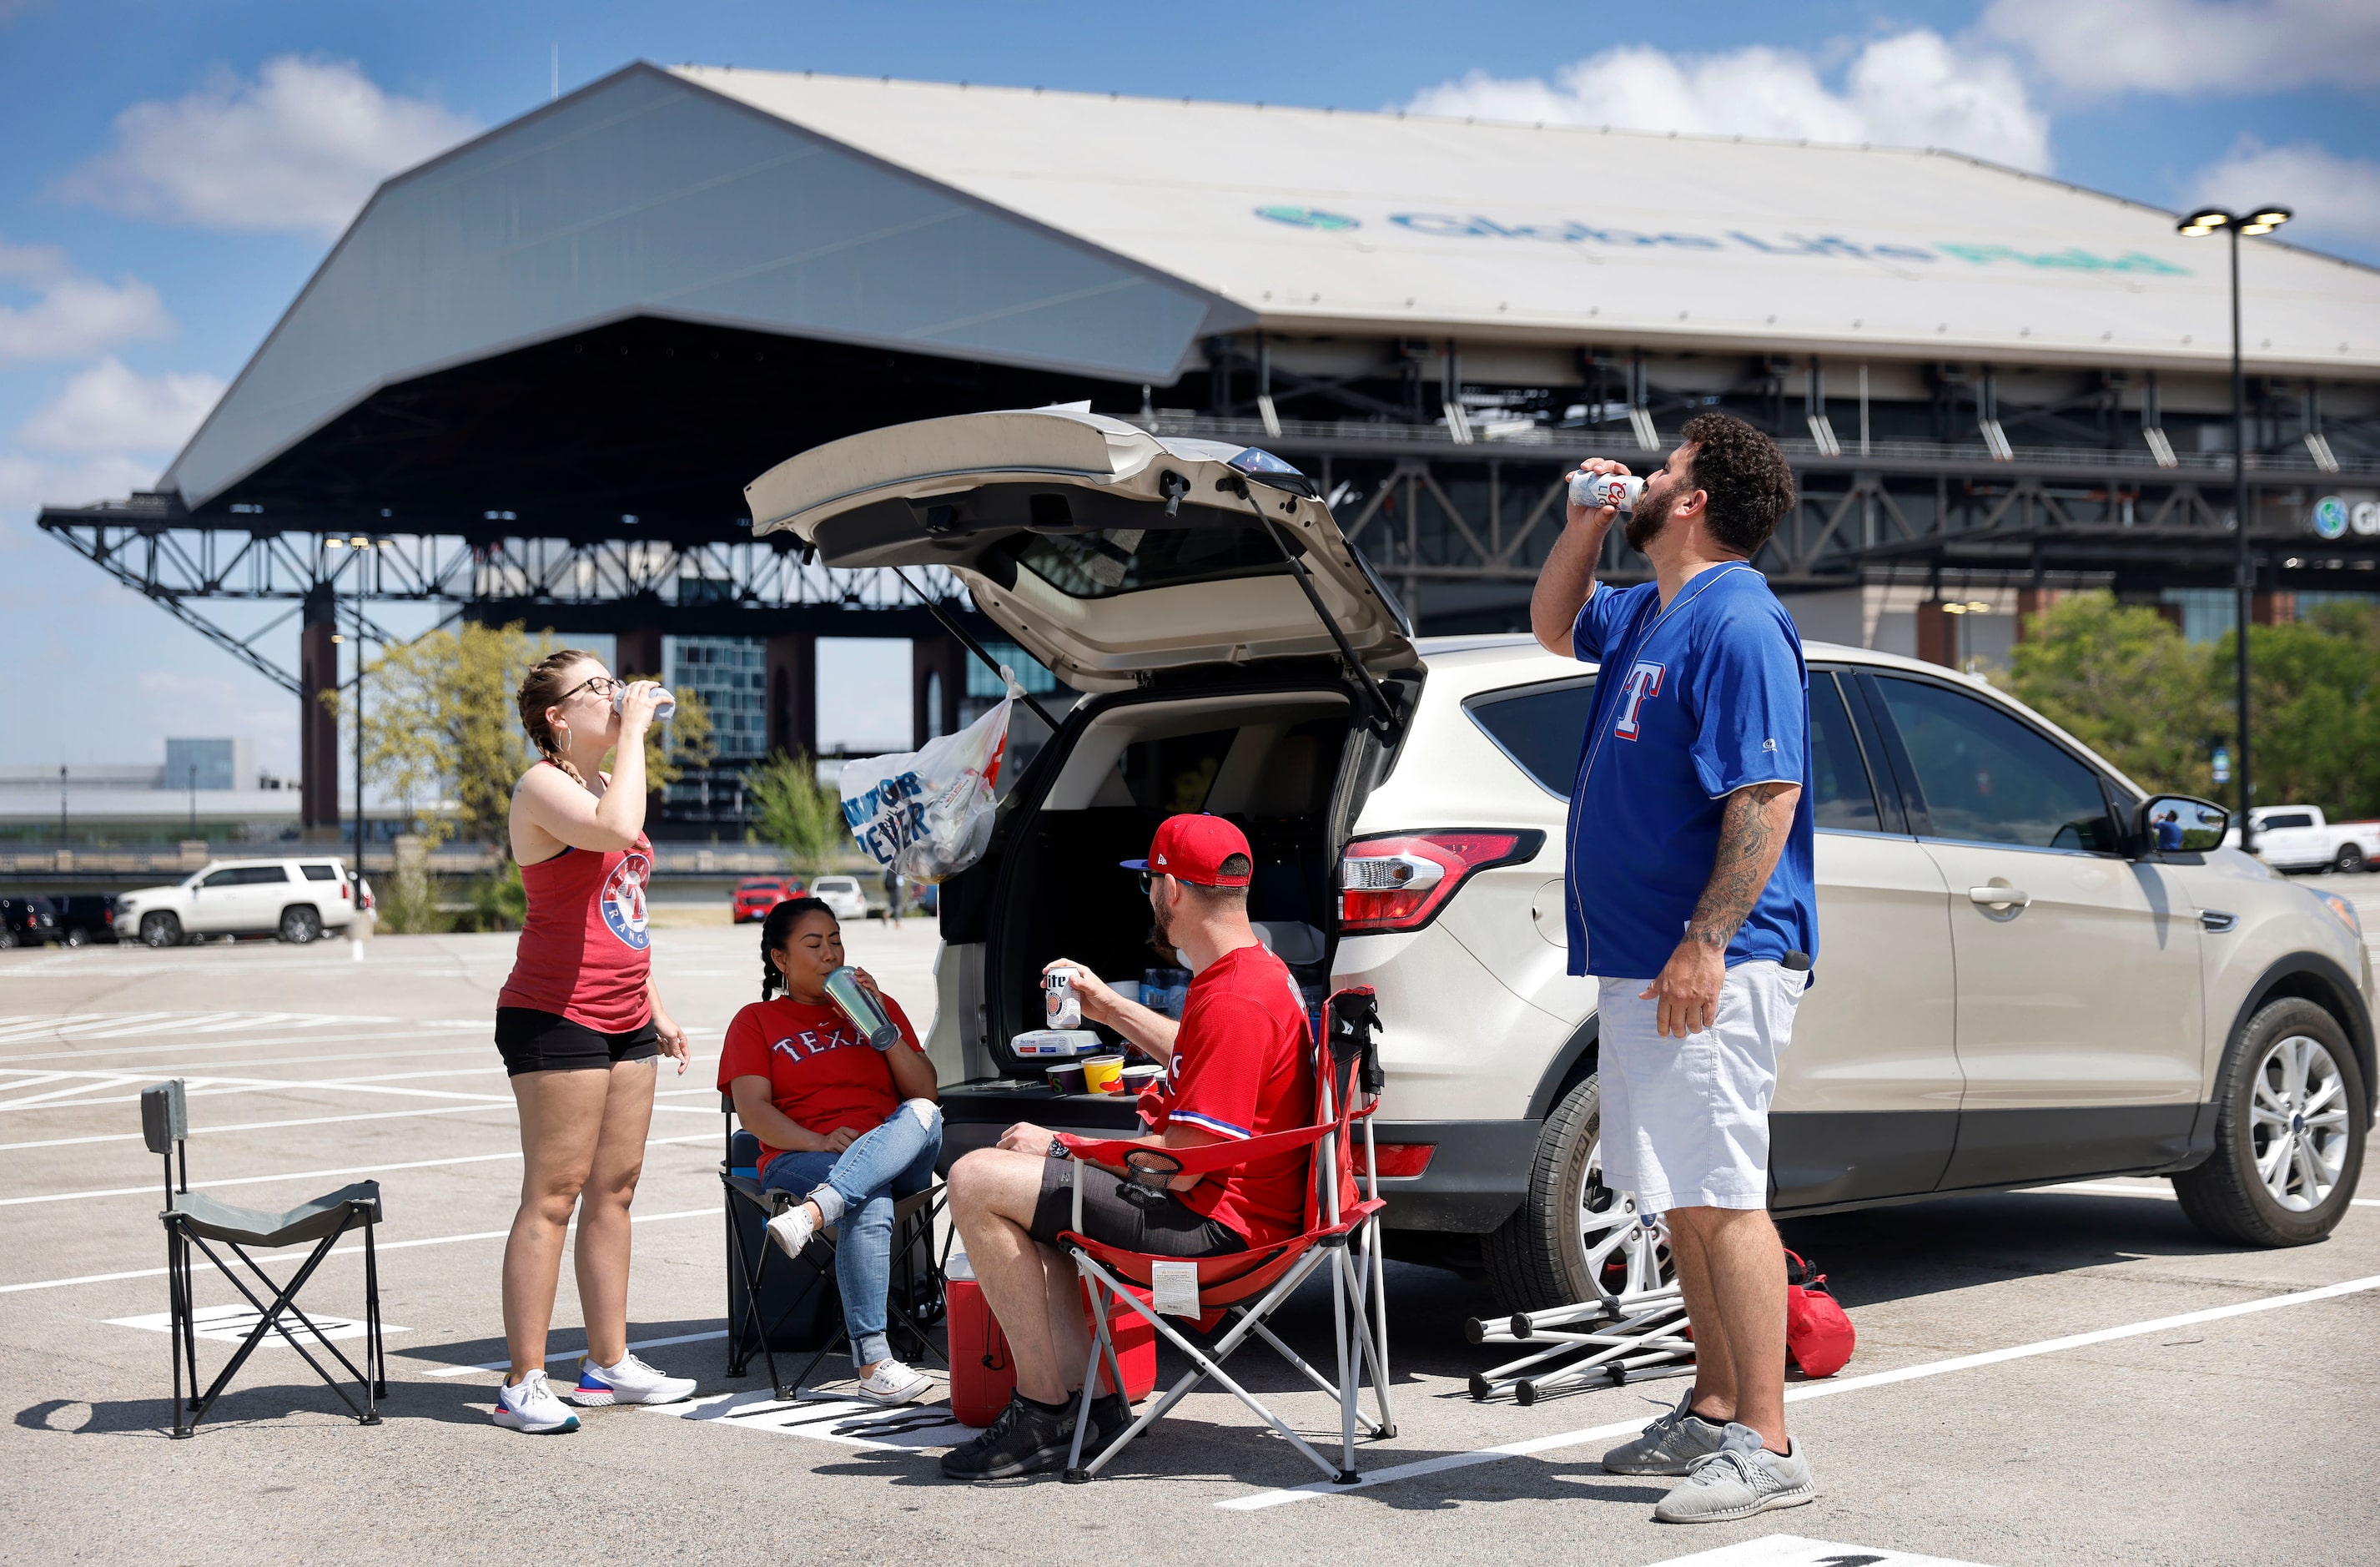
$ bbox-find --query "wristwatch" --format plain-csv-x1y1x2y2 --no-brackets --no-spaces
1047,1136,1069,1160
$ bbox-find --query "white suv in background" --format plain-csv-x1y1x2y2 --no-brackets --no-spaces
747,407,2378,1313
116,858,364,947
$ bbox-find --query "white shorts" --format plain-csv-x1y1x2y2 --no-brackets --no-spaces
1595,960,1806,1213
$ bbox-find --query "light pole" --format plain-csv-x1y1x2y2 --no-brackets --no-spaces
58,765,67,844
2176,203,2291,854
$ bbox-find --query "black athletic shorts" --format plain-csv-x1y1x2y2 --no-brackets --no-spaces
494,1006,659,1076
1027,1157,1249,1258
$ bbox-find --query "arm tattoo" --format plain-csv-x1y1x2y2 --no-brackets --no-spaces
1684,783,1798,950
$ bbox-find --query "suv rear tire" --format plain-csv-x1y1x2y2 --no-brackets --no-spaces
141,912,181,949
1482,1071,1673,1314
279,906,323,944
2174,997,2367,1247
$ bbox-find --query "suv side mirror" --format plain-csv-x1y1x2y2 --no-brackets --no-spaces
2137,794,2229,856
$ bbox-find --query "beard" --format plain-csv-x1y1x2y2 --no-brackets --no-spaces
1624,482,1677,552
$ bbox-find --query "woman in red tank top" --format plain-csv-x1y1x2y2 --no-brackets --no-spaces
489,650,695,1433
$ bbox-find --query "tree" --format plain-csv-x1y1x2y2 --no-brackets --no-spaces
2007,591,2224,797
345,624,715,849
745,750,853,880
2223,613,2380,819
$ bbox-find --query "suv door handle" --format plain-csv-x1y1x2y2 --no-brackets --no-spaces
1968,885,2032,910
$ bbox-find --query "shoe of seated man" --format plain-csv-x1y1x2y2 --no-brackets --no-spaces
492,1368,581,1433
1653,1423,1816,1524
1602,1390,1730,1475
1080,1391,1134,1459
569,1351,697,1407
850,1358,933,1406
940,1391,1075,1481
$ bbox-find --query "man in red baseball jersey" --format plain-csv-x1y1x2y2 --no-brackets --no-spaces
941,814,1314,1482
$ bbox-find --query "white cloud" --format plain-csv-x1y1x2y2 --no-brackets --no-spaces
55,55,480,239
0,241,173,362
1402,30,2052,172
18,357,226,454
2191,137,2380,252
0,450,161,530
1982,0,2380,95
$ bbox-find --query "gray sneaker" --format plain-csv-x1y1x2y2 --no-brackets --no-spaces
1601,1391,1730,1476
1653,1423,1815,1524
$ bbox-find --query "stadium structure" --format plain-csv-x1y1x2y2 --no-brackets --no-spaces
38,63,2380,837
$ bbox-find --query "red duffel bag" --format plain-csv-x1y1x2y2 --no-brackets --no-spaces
1784,1251,1855,1378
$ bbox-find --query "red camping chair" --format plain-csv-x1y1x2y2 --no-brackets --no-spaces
1052,987,1396,1485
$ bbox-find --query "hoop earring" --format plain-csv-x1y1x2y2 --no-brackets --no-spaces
554,722,571,746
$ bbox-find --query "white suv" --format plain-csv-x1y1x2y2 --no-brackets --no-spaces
749,408,2377,1311
116,858,364,948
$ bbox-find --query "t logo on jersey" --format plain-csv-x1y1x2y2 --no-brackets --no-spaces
1613,661,1666,740
601,852,652,950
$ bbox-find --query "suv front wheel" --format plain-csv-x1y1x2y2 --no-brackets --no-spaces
2174,997,2367,1246
140,912,182,949
1482,1071,1673,1314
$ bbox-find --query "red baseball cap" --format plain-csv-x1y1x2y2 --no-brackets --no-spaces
1121,814,1253,888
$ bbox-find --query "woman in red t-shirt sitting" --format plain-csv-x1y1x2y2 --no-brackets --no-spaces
718,896,942,1404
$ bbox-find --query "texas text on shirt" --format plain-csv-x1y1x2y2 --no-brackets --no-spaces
1564,568,1819,980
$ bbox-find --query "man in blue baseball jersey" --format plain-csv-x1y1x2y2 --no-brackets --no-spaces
1531,411,1819,1524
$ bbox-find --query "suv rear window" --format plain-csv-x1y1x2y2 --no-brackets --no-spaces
1466,678,1595,798
994,521,1293,600
300,864,340,881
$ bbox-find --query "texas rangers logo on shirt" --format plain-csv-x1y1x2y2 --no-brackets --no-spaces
770,1025,857,1062
1613,661,1667,740
601,852,652,950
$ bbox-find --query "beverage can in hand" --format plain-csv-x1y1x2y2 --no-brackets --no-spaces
613,686,677,723
1568,471,1643,516
1044,968,1081,1030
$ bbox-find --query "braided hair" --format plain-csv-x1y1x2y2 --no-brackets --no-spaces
516,648,598,789
758,896,837,999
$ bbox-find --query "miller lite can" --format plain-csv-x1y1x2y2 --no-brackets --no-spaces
1568,471,1643,517
1044,968,1081,1030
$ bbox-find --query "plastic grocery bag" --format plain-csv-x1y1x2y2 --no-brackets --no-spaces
839,692,1013,884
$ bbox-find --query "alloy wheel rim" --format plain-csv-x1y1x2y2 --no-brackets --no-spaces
2249,1033,2350,1212
1579,1135,1671,1300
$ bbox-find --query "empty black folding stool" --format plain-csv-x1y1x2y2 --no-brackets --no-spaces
146,1079,389,1438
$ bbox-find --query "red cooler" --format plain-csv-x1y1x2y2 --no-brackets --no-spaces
946,1272,1156,1428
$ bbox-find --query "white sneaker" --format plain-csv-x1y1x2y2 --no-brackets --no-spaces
569,1351,697,1407
765,1202,818,1261
850,1358,933,1405
493,1368,581,1433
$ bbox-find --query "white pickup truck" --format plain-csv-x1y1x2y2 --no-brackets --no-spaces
2223,806,2380,873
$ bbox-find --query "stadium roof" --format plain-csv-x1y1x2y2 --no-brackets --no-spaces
164,61,2380,511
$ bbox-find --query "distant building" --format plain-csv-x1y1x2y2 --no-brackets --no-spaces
163,738,256,793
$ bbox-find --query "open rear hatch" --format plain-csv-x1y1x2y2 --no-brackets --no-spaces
745,407,1416,697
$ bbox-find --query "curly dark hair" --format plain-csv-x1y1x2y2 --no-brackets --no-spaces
1678,412,1796,557
758,895,836,999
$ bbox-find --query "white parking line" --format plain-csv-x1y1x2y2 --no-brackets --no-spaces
0,1101,516,1151
1221,1269,2380,1509
0,1206,717,1294
0,1067,518,1113
0,1132,718,1206
2043,1179,2380,1209
0,1023,478,1065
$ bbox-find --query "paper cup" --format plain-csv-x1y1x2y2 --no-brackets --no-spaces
1081,1054,1126,1094
1120,1063,1164,1093
1045,1062,1088,1095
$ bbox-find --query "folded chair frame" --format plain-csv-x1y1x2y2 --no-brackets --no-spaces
718,1103,948,1401
1055,986,1398,1485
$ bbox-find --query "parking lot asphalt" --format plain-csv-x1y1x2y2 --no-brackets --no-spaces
3,879,2377,1567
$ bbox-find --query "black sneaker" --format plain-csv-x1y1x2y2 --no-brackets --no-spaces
940,1393,1074,1481
1084,1392,1135,1458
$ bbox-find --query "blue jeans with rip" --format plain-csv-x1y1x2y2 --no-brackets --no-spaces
761,1098,943,1368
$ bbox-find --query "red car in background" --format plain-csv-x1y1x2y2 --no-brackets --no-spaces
731,876,802,923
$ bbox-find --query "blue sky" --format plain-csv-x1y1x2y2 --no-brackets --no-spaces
2,0,2375,781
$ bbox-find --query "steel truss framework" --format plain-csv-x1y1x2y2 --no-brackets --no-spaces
38,494,967,693
1143,414,2380,621
38,412,2380,693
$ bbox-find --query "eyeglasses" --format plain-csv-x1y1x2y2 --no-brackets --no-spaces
559,674,623,703
1139,872,1158,893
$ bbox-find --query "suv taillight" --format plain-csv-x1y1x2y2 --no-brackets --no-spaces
1338,830,1542,935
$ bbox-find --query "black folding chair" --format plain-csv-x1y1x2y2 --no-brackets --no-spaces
718,1095,948,1399
144,1080,389,1439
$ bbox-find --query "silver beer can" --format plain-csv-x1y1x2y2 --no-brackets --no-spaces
1044,969,1081,1030
1567,471,1644,516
